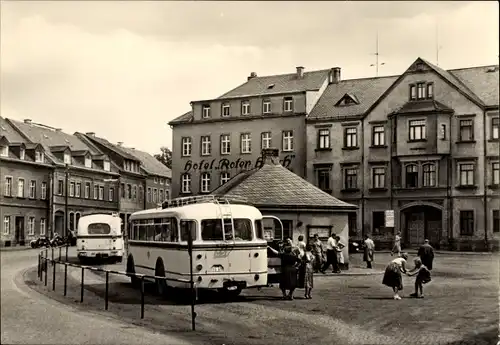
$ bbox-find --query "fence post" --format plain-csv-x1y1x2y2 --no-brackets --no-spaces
65,245,68,261
64,264,68,296
140,276,145,319
44,258,48,286
40,254,43,282
38,254,41,279
80,267,84,303
105,271,109,311
52,261,56,291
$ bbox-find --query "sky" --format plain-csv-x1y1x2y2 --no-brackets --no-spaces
1,1,498,154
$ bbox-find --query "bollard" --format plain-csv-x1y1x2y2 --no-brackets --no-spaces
38,254,41,279
52,261,56,291
64,264,68,296
44,258,48,286
59,247,62,261
140,276,145,319
65,245,68,261
40,255,43,282
105,271,109,310
80,267,84,303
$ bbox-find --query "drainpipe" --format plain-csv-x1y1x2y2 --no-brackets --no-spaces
64,164,69,237
448,116,454,250
360,117,365,238
483,110,488,250
49,168,55,238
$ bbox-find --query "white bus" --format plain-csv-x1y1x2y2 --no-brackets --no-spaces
76,213,124,263
126,195,280,297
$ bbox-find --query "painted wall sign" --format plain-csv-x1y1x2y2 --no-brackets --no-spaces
183,155,295,173
385,210,395,228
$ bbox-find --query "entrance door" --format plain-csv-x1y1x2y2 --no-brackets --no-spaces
15,217,25,246
54,212,64,237
406,212,424,247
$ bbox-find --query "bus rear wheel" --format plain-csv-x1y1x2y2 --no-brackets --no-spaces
218,287,242,299
126,255,140,288
155,260,169,297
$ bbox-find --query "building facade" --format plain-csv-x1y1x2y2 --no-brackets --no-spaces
306,58,499,250
169,66,340,197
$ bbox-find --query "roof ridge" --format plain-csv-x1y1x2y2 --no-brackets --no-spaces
447,64,499,71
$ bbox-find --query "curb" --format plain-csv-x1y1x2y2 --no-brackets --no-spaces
0,246,36,252
369,250,495,256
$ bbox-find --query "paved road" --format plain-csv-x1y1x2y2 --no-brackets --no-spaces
0,248,192,345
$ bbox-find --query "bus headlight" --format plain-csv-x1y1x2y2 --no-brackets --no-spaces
196,264,203,271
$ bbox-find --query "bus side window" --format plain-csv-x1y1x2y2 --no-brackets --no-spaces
171,218,179,242
154,218,162,241
138,220,147,241
233,219,252,241
180,220,196,241
201,219,223,241
254,220,264,240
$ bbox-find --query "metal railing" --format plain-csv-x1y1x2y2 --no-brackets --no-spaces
37,245,197,331
161,195,249,209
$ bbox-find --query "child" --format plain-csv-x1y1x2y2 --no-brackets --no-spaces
303,244,315,299
407,257,431,298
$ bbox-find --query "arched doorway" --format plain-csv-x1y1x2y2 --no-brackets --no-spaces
54,211,64,237
402,204,442,248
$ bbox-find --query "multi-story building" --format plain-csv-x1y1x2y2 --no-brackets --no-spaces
306,58,499,250
77,133,172,234
169,66,340,197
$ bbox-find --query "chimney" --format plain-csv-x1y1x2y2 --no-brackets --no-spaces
86,132,95,137
247,72,257,81
296,66,304,79
117,142,123,147
261,148,280,165
329,67,341,84
55,128,62,132
24,119,32,124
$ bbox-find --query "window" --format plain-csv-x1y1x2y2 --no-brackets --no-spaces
84,182,90,199
283,97,293,112
344,127,358,148
241,100,250,115
88,223,111,235
417,83,425,99
147,187,152,201
200,172,211,193
160,178,164,185
410,85,416,100
220,134,231,155
233,219,253,241
318,129,330,149
422,163,436,187
17,178,25,197
240,133,251,153
99,186,104,200
201,136,211,156
372,211,385,235
180,220,196,242
409,120,426,141
132,185,137,200
69,213,75,231
57,180,64,195
261,132,271,150
348,213,357,236
282,130,293,151
222,103,230,117
459,163,475,186
159,189,164,202
493,210,500,233
372,167,386,189
220,172,231,185
40,218,46,236
138,186,144,201
120,183,125,198
28,217,35,235
153,189,158,203
127,184,132,199
263,99,271,114
103,160,110,171
29,180,36,199
35,150,44,163
405,164,418,188
4,177,12,196
460,211,474,236
492,162,499,185
344,167,358,189
69,182,75,197
492,117,499,140
201,219,224,240
281,220,293,240
459,119,474,141
202,105,211,119
84,155,92,168
76,182,81,197
426,83,434,99
440,124,447,140
93,185,98,200
316,167,331,191
41,182,47,199
63,152,71,165
254,220,264,240
0,145,7,157
181,137,192,157
181,174,191,194
20,147,25,160
3,216,10,235
154,177,158,184
109,187,114,201
76,213,81,229
372,126,385,146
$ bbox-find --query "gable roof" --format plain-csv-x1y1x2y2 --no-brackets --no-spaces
119,146,172,179
169,110,194,126
308,75,398,120
0,117,28,143
80,134,140,161
211,160,356,210
448,65,499,106
217,69,331,100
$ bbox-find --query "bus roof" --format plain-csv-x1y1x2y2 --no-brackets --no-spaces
129,202,262,221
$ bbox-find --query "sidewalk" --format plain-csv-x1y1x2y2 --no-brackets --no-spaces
373,250,495,255
315,266,384,276
0,245,35,252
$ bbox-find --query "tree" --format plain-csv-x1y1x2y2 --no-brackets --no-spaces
154,147,172,169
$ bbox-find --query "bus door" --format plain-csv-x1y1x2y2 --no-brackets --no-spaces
262,216,283,284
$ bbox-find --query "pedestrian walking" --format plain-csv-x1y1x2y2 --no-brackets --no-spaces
268,241,301,300
321,234,340,274
335,235,345,270
391,231,402,257
382,252,409,300
417,239,435,270
363,234,375,269
311,234,324,273
303,244,315,299
407,257,432,298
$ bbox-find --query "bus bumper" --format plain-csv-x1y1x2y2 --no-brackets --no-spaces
193,273,268,289
77,250,123,259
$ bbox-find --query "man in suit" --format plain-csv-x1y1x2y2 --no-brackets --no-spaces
418,239,435,270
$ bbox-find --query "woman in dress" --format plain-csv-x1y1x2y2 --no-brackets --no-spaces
303,244,315,299
382,252,409,300
268,242,301,300
335,235,346,270
391,231,402,257
296,235,307,289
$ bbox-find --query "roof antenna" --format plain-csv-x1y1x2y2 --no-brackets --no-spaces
435,19,443,67
370,30,385,77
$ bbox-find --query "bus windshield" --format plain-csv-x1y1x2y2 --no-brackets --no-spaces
201,218,253,241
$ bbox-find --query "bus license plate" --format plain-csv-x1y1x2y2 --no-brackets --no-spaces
227,286,238,291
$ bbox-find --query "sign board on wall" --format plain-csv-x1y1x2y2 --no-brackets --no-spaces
385,210,395,228
183,155,296,173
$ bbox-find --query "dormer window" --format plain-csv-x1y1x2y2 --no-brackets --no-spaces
19,147,25,160
267,84,275,89
84,155,92,168
35,150,44,163
202,105,211,119
0,145,7,157
103,160,110,172
416,62,424,71
336,94,359,107
410,82,434,101
64,152,71,165
222,103,231,117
